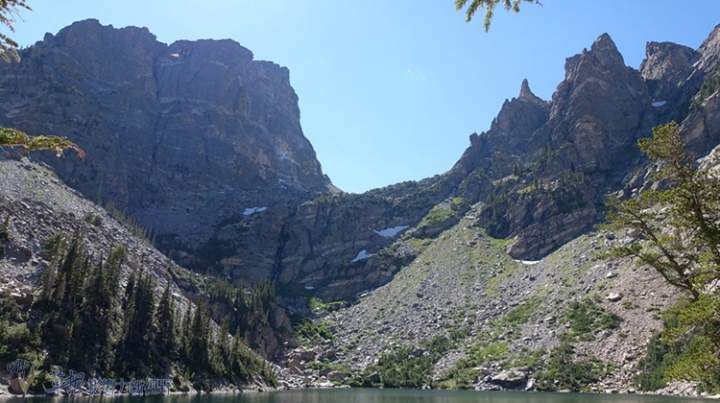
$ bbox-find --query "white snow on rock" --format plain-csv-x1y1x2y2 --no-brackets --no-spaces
515,260,540,265
304,286,314,290
652,101,667,107
243,206,268,216
351,250,369,263
373,225,410,238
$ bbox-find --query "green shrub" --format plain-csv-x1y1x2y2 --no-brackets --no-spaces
291,315,334,346
565,298,622,339
82,212,102,227
504,298,538,324
372,335,452,388
534,342,607,392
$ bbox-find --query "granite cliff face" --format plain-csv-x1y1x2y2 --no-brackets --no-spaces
447,29,720,261
0,19,329,249
478,33,657,259
2,21,720,302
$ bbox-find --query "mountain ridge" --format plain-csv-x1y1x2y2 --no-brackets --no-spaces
3,20,720,300
2,20,720,394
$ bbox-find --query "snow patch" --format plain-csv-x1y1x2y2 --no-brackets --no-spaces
373,225,410,238
243,206,268,216
652,101,667,107
515,260,540,265
351,250,369,263
304,286,314,290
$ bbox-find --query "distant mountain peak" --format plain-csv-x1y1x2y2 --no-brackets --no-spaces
588,32,625,70
518,78,533,100
516,78,547,106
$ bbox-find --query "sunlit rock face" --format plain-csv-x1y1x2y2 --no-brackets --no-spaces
3,21,720,299
448,30,720,260
0,19,329,249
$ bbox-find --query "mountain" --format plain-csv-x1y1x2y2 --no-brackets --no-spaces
304,26,720,393
0,19,330,250
2,20,720,301
0,156,288,392
2,19,720,394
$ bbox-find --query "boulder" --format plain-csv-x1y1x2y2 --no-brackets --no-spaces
606,293,623,302
490,369,527,388
327,371,347,381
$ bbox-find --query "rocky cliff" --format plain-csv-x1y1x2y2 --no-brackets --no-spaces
0,19,329,250
2,20,720,304
302,26,720,393
3,18,720,394
0,156,291,389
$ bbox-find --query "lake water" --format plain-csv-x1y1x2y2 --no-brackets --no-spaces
7,389,707,403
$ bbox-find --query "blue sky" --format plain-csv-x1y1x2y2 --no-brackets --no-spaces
6,1,720,193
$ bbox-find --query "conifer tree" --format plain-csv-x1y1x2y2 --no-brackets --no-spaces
180,301,194,362
120,270,156,375
123,264,138,312
51,231,81,307
40,233,66,302
603,122,720,390
104,245,126,306
189,304,209,372
603,122,720,299
0,0,29,63
155,281,176,360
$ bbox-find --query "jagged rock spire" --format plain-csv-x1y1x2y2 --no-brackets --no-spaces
518,78,533,100
589,33,626,69
517,78,546,107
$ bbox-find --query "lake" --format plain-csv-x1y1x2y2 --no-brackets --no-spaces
5,389,707,403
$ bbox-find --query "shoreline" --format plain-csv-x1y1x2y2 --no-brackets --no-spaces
1,384,718,400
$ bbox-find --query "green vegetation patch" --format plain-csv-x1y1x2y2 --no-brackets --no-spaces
503,297,539,325
692,66,720,111
534,342,613,392
633,296,720,393
564,298,622,341
419,204,453,228
81,211,102,227
366,335,452,388
291,315,334,346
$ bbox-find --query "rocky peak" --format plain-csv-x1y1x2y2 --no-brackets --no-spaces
641,41,699,81
563,33,626,82
589,33,626,70
46,18,155,46
640,41,699,112
485,79,549,153
518,78,534,100
695,23,720,73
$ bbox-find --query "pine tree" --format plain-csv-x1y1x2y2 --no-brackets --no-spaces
40,233,66,302
214,319,231,377
120,270,156,375
155,281,176,361
188,304,209,372
180,301,194,362
602,122,720,300
603,122,720,390
104,245,126,307
52,231,82,307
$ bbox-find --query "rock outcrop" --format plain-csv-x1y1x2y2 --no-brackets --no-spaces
0,19,329,250
451,30,720,260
